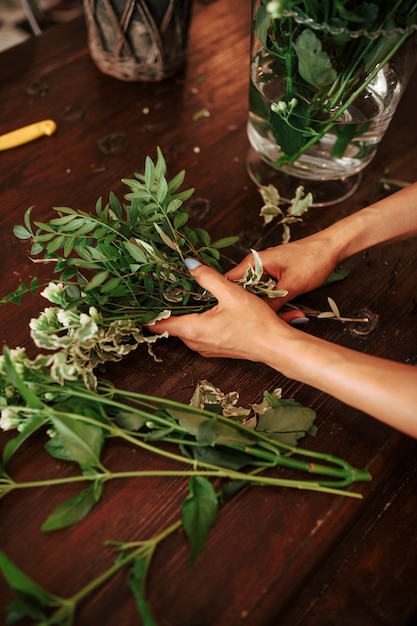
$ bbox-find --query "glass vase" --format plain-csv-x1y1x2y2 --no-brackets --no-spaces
247,1,417,205
83,0,193,82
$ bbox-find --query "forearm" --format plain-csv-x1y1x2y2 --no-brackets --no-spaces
308,182,417,264
262,327,417,438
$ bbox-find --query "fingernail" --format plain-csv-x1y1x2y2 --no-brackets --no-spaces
290,316,309,326
185,258,202,270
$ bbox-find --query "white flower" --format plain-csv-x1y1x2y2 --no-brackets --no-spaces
88,307,101,322
266,0,284,19
57,308,75,327
0,408,20,431
40,282,66,306
272,100,287,114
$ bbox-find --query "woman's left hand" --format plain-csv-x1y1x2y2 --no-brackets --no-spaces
150,261,305,360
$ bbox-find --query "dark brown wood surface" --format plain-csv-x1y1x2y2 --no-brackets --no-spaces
1,2,417,625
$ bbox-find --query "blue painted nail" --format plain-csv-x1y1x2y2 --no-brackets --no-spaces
290,316,309,326
185,258,202,270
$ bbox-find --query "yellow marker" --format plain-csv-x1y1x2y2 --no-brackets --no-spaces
0,120,57,151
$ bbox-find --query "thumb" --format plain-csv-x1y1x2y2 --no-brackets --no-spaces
185,258,232,299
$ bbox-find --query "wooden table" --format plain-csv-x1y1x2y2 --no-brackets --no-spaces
1,2,417,625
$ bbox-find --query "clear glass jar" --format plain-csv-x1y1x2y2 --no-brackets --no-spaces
247,1,417,205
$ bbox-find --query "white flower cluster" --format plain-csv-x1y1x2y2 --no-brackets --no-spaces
28,283,169,389
266,0,285,19
0,348,29,432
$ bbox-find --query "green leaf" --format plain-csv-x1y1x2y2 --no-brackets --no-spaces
100,276,122,294
293,30,337,88
23,206,35,232
0,283,30,306
123,241,148,264
144,275,154,295
3,417,45,465
194,227,211,247
0,550,53,607
155,146,167,179
144,155,155,189
44,435,77,461
114,411,147,431
46,234,66,254
254,5,271,47
211,236,239,249
156,177,168,204
5,598,48,623
30,241,43,255
181,476,218,564
109,191,123,219
256,403,317,447
322,268,350,286
270,96,311,157
167,169,185,193
127,557,158,626
41,481,103,531
84,270,110,291
173,210,188,229
331,120,372,158
196,417,219,446
249,80,270,121
192,445,252,471
170,408,254,447
49,414,104,470
13,225,32,240
219,479,247,505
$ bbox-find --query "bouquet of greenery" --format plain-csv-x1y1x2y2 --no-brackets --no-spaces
250,0,417,166
2,148,294,389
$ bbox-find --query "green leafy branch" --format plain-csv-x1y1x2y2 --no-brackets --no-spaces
0,348,370,503
254,1,417,163
1,149,298,389
8,147,237,317
0,477,216,626
0,347,371,625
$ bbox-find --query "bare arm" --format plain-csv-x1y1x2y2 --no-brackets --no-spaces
227,182,417,306
151,264,417,438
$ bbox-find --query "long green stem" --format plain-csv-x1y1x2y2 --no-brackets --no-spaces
57,383,370,482
275,21,412,165
3,392,370,492
1,463,366,498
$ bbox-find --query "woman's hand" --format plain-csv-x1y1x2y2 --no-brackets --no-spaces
226,236,339,310
150,260,303,361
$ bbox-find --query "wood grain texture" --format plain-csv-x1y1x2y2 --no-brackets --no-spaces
1,2,417,624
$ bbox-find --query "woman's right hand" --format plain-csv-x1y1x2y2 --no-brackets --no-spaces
226,235,339,309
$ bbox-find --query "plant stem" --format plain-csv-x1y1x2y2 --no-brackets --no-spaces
277,29,410,166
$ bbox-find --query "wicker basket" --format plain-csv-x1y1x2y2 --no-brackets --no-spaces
83,0,193,82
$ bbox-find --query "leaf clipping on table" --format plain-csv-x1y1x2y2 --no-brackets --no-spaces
0,550,53,613
41,481,104,531
181,476,218,564
128,556,159,626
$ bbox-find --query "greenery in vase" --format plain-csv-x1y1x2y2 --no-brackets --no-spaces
252,0,417,164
